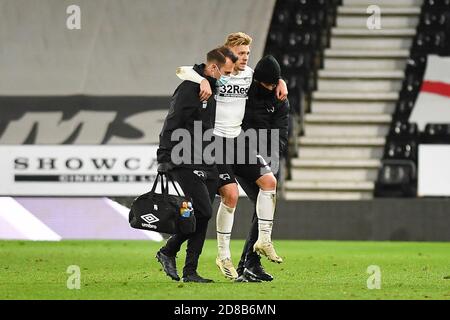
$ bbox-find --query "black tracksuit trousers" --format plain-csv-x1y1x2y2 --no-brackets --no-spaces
160,166,218,277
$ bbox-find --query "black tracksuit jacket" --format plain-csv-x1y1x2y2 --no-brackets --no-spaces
157,64,217,169
242,81,290,158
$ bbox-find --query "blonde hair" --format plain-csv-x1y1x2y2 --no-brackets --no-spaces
224,32,253,48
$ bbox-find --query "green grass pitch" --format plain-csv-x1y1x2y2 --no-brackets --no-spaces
1,240,450,300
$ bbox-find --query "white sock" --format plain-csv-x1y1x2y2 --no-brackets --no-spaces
256,189,276,243
216,202,235,260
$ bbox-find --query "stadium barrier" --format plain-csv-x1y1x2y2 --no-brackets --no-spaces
206,197,450,241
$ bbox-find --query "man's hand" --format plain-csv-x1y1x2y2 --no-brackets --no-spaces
157,162,174,173
276,79,288,101
199,79,212,102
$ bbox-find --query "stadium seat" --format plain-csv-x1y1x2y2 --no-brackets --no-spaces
392,99,416,121
384,140,418,161
286,32,320,51
266,28,286,51
388,121,419,140
423,0,450,10
283,75,305,115
415,31,448,54
413,32,432,52
285,69,316,93
374,160,417,197
272,8,292,28
293,11,326,28
284,74,304,96
422,123,450,143
400,73,423,100
384,120,419,161
421,12,447,30
405,55,427,77
279,52,313,74
287,0,328,10
444,11,450,31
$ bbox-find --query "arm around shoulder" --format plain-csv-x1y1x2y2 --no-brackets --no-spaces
176,66,205,84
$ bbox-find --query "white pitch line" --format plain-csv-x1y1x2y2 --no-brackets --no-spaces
104,198,163,242
0,197,62,241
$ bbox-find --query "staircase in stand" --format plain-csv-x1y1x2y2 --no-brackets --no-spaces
284,0,422,200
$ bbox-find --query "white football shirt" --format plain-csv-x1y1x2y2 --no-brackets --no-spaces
214,66,254,138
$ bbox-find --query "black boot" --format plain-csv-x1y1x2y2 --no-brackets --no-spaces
182,272,214,283
156,250,180,281
236,260,245,277
244,262,274,282
235,273,262,283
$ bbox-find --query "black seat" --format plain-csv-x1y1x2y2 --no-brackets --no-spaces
286,32,319,50
279,52,312,74
423,0,450,9
266,28,286,52
284,74,304,94
400,72,423,100
374,160,417,197
414,32,433,52
293,11,325,27
392,99,416,121
384,140,418,161
405,55,427,77
388,121,419,140
422,123,450,143
413,31,448,53
420,11,447,30
289,0,328,10
272,9,292,28
282,75,305,118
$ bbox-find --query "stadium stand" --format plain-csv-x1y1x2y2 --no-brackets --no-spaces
264,0,423,200
375,0,450,197
263,0,341,194
263,0,450,200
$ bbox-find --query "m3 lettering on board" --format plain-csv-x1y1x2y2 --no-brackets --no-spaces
0,110,166,145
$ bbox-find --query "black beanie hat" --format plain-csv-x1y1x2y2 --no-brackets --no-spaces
254,55,281,85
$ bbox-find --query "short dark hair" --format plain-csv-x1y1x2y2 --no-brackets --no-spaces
207,46,238,67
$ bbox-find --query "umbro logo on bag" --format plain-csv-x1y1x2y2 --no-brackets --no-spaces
141,213,159,229
142,213,159,224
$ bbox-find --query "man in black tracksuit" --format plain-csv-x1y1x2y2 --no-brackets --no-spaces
156,47,237,283
235,56,290,282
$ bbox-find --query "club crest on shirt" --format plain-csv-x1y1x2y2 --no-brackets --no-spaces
219,174,231,181
193,170,206,178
